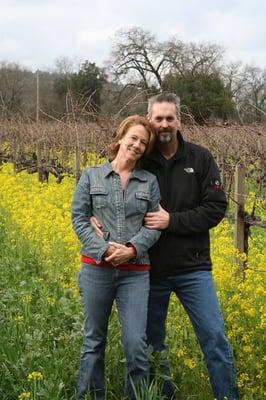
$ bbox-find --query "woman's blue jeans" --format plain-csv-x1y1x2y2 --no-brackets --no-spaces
77,263,150,400
146,270,239,400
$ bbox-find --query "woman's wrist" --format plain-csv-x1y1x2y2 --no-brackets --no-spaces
125,243,137,260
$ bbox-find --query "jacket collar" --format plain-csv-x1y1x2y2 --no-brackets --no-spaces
102,160,147,181
102,160,113,177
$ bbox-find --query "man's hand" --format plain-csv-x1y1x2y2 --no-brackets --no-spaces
104,242,135,266
144,205,170,230
90,216,104,238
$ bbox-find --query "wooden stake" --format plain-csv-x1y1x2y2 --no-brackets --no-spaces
234,164,246,270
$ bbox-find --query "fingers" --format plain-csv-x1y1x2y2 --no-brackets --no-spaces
144,215,157,227
104,253,115,263
90,216,104,238
96,228,104,238
144,221,158,229
145,212,156,218
104,251,121,264
104,245,116,257
144,206,169,230
144,215,151,223
145,206,166,219
104,243,127,264
90,216,101,227
104,245,132,266
144,214,154,224
108,241,125,249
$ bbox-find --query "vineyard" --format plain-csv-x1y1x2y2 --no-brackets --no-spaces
0,119,265,189
0,120,266,399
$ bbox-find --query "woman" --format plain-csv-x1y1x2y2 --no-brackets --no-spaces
71,115,161,400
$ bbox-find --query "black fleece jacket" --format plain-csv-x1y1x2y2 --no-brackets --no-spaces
142,131,227,278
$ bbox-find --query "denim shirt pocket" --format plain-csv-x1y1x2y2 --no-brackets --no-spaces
90,186,109,209
135,190,150,213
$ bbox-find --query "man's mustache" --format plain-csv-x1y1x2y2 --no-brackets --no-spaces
158,129,172,133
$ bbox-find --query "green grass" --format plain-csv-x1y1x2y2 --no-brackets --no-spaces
1,207,265,399
0,211,81,399
0,209,214,400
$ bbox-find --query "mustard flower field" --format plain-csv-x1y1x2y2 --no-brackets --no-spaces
0,163,265,400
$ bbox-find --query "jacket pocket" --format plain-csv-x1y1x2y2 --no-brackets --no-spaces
90,186,109,209
135,191,150,212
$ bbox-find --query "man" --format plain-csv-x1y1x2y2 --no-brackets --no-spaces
142,92,239,400
92,93,239,400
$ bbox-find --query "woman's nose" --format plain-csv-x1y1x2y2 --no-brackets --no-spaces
133,140,141,148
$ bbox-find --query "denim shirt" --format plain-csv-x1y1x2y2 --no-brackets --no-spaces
71,161,161,265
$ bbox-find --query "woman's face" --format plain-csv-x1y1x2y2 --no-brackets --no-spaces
117,124,149,163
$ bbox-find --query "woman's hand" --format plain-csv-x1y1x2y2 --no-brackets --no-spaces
103,244,117,258
104,242,136,266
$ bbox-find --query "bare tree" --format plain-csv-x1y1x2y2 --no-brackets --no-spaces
223,62,266,122
54,56,75,75
107,27,224,92
0,62,29,116
163,37,224,76
244,66,266,120
107,27,168,90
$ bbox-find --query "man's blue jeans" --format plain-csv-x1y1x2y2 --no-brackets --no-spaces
77,263,150,400
146,270,239,400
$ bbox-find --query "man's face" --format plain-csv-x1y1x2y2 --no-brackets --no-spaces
149,101,181,145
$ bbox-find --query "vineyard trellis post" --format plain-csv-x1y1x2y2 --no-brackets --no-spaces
36,70,40,124
234,163,246,271
75,145,81,184
36,70,44,182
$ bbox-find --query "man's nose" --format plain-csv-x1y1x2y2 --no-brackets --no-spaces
161,118,168,128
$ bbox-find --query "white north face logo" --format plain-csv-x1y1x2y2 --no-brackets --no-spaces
184,167,194,173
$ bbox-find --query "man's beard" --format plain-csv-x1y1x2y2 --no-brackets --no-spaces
157,130,173,144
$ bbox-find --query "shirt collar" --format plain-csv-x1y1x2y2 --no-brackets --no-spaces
102,160,147,181
102,160,113,177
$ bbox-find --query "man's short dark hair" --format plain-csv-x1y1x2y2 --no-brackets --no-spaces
147,92,181,116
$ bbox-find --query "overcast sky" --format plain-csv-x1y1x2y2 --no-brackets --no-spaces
1,0,265,71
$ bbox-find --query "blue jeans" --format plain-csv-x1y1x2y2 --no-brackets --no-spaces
146,270,239,400
77,263,150,400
